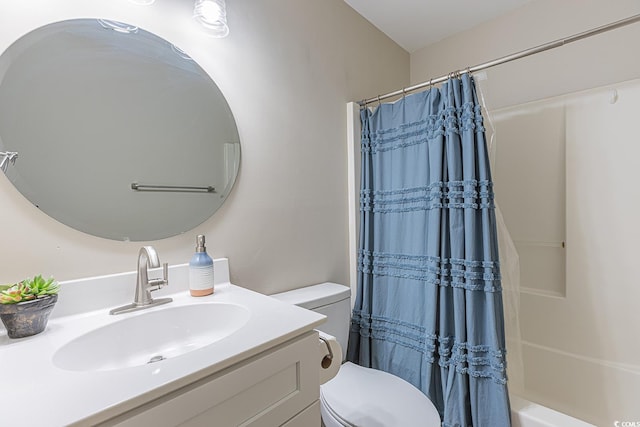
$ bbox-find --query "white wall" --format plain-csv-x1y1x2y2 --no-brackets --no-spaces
0,0,409,294
411,1,640,425
411,0,640,110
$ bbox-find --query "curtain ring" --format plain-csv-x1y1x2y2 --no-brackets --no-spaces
377,95,382,106
429,78,433,90
402,88,407,98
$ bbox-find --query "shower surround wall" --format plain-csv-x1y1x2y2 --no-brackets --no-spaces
410,0,640,425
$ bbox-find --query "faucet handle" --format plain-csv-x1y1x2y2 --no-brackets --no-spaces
149,263,169,292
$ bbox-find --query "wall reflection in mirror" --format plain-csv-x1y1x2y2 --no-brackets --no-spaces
0,19,240,241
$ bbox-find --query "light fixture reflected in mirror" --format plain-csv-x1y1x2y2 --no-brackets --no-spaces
171,44,194,61
97,19,139,34
128,0,156,4
193,0,229,38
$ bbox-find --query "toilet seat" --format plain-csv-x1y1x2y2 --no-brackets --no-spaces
320,362,441,427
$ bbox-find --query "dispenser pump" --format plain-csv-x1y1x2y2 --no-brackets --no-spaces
196,235,207,252
189,234,214,297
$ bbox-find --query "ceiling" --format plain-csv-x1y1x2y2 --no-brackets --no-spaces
344,0,533,53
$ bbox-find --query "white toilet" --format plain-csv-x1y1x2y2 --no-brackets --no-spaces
272,282,441,427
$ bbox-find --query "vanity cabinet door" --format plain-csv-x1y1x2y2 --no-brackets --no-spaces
106,331,320,427
281,401,320,427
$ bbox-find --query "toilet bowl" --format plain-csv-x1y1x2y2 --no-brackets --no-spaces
271,283,441,427
320,362,440,426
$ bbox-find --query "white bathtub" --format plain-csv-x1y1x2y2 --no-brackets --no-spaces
511,396,595,427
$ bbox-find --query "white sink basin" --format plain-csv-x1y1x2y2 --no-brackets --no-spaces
53,302,250,372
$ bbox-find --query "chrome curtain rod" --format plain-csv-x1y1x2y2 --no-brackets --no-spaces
359,13,640,106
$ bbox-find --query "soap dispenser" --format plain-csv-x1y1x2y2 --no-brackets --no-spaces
189,234,214,296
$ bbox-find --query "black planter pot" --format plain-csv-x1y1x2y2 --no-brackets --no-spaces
0,294,58,339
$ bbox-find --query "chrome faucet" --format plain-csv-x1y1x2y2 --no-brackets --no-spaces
110,246,172,315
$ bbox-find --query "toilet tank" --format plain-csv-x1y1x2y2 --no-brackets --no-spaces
271,283,351,361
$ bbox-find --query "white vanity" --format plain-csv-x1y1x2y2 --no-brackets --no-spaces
0,259,326,426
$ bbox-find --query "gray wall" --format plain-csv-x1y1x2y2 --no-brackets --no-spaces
0,0,409,294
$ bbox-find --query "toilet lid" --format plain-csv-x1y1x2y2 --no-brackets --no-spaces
320,362,441,427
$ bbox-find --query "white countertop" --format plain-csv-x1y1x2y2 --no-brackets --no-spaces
0,260,325,426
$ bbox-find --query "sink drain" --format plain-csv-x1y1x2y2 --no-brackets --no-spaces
147,355,166,364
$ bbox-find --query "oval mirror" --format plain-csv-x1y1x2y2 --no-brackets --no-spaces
0,19,240,241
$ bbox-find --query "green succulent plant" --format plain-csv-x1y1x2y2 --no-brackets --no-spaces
0,275,59,304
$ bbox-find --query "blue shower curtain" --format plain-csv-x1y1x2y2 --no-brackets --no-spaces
347,74,510,427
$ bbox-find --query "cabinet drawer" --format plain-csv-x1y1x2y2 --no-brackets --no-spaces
107,331,320,427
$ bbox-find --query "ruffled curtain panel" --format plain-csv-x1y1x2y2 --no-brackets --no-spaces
348,73,511,427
